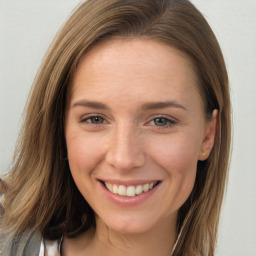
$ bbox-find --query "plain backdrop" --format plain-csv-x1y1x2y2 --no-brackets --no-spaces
0,0,256,255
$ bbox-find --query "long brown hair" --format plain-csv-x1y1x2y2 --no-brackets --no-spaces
1,0,231,255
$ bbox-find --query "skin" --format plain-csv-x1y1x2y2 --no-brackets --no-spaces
64,38,217,256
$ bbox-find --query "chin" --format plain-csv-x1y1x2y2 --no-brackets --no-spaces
99,213,160,234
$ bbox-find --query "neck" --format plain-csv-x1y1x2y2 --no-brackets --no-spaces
62,214,178,256
89,215,177,256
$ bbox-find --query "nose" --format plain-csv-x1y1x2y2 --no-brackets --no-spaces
105,123,146,171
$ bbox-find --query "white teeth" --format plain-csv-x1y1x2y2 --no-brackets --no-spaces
143,183,149,192
118,185,126,196
135,185,143,195
104,182,158,197
113,184,118,194
127,186,136,197
105,183,113,191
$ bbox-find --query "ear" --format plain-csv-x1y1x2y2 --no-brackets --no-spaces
198,109,218,161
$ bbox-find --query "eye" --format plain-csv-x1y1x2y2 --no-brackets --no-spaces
147,116,177,128
81,115,105,125
154,117,171,126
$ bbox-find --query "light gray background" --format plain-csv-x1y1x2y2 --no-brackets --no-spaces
0,1,255,255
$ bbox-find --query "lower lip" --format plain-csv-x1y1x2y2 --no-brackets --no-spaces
98,181,161,206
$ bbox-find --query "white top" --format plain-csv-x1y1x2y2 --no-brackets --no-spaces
39,239,61,256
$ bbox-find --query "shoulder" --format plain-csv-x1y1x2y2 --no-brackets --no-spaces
0,229,41,256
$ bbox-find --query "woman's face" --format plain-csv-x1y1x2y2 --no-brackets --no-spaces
65,38,216,234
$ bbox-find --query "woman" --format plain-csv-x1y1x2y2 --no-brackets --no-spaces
0,0,231,255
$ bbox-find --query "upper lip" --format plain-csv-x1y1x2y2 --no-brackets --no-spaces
98,179,161,186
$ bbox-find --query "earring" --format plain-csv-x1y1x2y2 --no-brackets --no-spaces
200,150,206,157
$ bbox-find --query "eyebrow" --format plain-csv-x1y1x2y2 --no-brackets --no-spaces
72,100,109,110
141,101,187,111
72,100,187,111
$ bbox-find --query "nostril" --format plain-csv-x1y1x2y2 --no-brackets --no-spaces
106,149,146,171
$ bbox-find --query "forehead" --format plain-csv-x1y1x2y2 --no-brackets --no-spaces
69,38,201,110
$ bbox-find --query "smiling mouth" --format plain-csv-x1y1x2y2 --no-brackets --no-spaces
102,181,161,197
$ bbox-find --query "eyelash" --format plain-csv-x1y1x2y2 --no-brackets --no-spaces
80,115,177,129
147,115,177,129
80,115,106,126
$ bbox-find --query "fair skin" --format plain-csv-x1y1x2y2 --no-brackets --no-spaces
64,38,217,256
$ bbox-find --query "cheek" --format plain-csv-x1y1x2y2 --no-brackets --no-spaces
150,134,200,172
148,134,200,205
66,133,104,178
65,133,107,208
